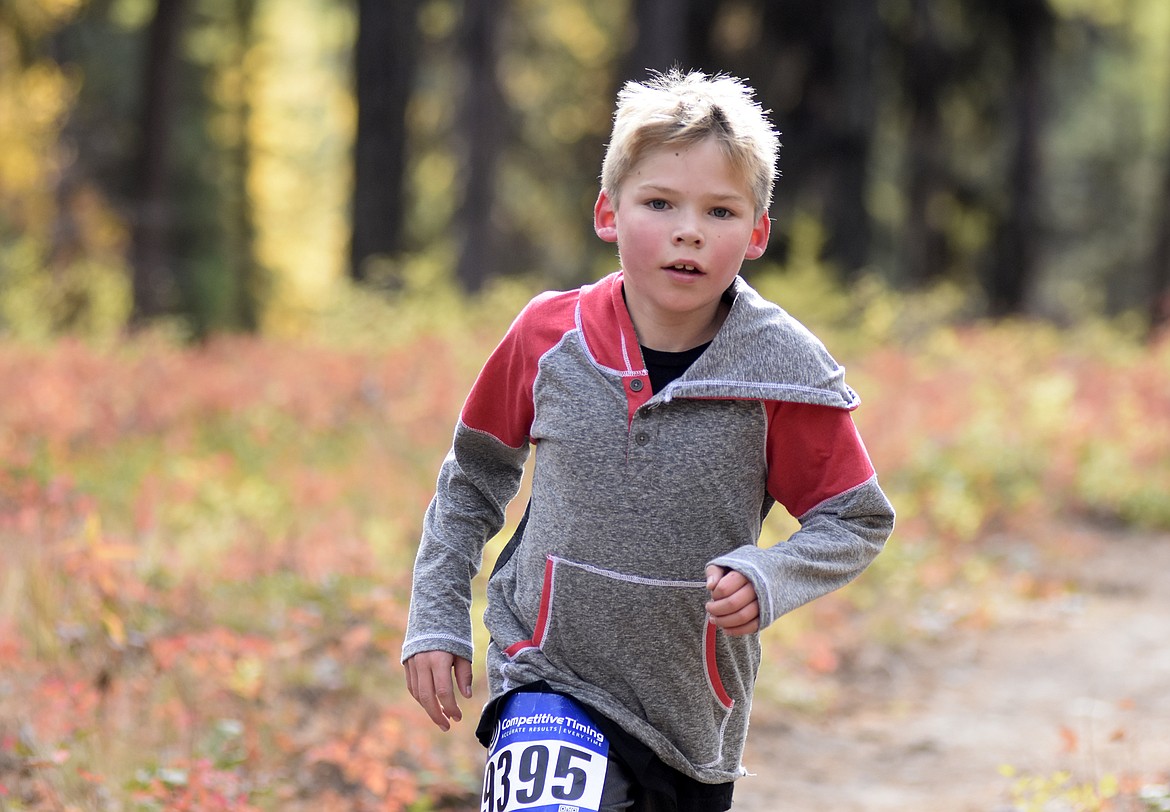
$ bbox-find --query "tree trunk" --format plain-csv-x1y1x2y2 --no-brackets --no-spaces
622,0,718,80
822,0,879,277
453,0,506,293
229,0,260,332
1148,32,1170,335
627,0,687,76
748,0,877,274
986,0,1053,316
903,0,949,286
1149,146,1170,334
129,0,187,325
350,0,419,283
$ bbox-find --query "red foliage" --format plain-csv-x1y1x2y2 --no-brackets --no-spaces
2,327,1167,809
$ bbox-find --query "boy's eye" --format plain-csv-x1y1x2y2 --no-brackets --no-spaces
648,199,668,210
711,207,732,219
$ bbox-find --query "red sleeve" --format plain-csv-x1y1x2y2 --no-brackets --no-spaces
460,291,578,448
765,401,876,518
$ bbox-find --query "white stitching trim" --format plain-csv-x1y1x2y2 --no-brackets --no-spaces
695,701,735,769
574,299,646,377
549,556,707,589
404,632,474,650
679,377,856,402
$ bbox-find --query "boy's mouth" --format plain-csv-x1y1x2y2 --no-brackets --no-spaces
667,263,703,275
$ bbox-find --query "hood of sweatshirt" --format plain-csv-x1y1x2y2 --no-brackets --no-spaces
576,271,860,410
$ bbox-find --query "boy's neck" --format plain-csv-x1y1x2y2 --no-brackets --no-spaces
627,295,731,353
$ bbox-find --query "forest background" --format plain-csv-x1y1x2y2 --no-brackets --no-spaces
2,0,1170,810
5,0,1170,334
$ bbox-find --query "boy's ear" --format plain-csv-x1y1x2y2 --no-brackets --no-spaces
743,211,771,260
593,190,618,243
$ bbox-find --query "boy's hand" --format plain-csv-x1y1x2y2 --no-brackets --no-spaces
705,565,760,636
404,651,473,731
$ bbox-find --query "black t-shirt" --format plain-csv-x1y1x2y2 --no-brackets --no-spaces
641,342,711,393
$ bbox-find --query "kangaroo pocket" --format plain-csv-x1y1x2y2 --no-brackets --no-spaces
505,555,735,769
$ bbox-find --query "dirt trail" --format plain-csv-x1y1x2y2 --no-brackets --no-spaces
732,528,1170,811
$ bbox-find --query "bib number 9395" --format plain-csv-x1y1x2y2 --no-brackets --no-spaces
482,692,609,812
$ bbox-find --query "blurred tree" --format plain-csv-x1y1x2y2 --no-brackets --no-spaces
221,0,261,332
815,0,881,278
622,0,717,79
43,0,270,337
719,0,879,276
984,0,1054,316
900,0,950,286
1150,109,1170,333
1145,8,1170,334
453,0,507,292
167,0,264,336
9,0,1170,335
593,0,884,282
481,0,625,289
0,0,133,338
350,0,419,283
130,0,188,325
626,0,685,75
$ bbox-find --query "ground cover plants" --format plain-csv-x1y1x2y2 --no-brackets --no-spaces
1,278,1168,810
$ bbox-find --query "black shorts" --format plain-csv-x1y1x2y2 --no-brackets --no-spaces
477,682,734,812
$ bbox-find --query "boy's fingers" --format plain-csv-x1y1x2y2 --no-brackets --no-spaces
412,667,452,731
709,598,760,627
454,656,474,699
707,567,750,600
705,564,725,591
705,567,761,634
706,580,754,614
708,604,761,637
404,652,464,731
432,671,462,726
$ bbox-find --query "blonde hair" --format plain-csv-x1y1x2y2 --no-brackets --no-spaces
600,68,780,216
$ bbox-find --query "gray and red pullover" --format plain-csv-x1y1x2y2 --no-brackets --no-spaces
402,270,895,784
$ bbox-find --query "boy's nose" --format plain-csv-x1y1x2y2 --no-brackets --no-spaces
673,224,704,247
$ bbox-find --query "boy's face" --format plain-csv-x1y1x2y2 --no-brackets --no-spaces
593,137,770,349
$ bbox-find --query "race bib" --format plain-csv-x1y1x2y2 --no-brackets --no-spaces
482,691,610,812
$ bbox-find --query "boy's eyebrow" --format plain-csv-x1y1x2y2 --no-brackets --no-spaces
637,183,750,203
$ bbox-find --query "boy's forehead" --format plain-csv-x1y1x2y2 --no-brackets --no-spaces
626,141,753,196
